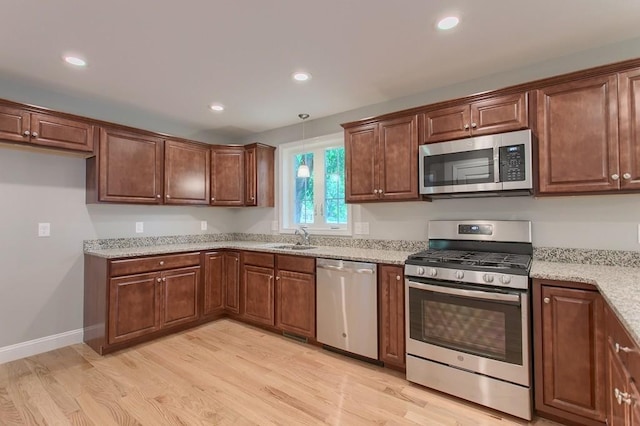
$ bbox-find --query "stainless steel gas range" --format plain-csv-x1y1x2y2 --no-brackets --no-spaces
405,220,533,420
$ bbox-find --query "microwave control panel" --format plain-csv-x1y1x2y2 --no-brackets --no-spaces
499,144,526,181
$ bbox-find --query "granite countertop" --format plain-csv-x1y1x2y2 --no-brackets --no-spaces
531,260,640,347
84,241,414,265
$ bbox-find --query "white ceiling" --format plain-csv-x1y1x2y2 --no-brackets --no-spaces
2,1,640,139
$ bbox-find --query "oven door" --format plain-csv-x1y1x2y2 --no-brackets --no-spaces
405,277,530,386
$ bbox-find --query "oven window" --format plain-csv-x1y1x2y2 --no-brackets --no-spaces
424,148,494,187
409,286,522,365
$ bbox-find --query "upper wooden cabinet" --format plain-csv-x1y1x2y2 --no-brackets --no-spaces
244,143,275,207
618,68,640,191
0,104,94,153
422,92,528,143
211,146,245,206
344,114,419,202
164,140,210,205
87,127,164,204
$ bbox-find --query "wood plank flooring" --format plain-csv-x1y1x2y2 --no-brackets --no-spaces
0,319,563,425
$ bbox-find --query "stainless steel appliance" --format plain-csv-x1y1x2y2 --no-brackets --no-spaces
405,220,533,420
316,258,377,359
419,129,533,198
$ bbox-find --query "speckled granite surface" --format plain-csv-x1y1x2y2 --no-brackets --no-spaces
534,247,640,267
531,260,640,346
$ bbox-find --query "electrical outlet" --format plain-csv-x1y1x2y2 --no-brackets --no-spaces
361,222,370,235
38,222,50,237
638,224,640,244
200,220,208,231
354,222,363,234
135,222,144,233
271,221,279,231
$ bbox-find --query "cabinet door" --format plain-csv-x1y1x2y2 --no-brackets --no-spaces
30,113,94,152
98,128,164,203
244,146,257,206
378,265,405,368
536,75,619,194
108,272,161,344
244,144,275,207
203,252,225,317
422,104,470,143
618,68,640,191
211,147,244,206
242,265,274,326
275,270,315,338
378,115,419,201
164,140,210,205
161,266,200,329
470,92,528,136
607,341,630,426
537,285,606,423
0,104,30,142
345,123,379,202
224,252,240,314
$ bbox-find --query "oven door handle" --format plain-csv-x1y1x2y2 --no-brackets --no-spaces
408,280,520,303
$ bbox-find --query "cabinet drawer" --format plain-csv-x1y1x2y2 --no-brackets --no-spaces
243,251,274,268
606,304,640,382
110,252,200,276
276,254,315,274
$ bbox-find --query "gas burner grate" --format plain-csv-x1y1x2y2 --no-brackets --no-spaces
408,249,531,270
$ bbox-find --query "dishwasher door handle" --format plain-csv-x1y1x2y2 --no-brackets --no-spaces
317,264,375,274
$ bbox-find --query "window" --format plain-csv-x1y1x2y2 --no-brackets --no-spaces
280,132,351,235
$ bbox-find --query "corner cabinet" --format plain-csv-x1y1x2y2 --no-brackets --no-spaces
378,264,405,369
344,114,419,202
618,68,640,191
533,279,606,425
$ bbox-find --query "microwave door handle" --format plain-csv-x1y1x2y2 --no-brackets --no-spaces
493,143,501,183
408,280,520,303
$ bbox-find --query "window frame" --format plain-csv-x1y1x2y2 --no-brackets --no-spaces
278,132,352,236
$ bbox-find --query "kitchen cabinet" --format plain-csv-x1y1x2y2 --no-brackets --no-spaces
87,127,164,204
344,114,418,202
378,264,405,369
84,252,201,354
241,252,275,326
224,251,241,314
275,255,315,338
164,139,210,205
618,68,640,191
533,279,606,425
0,103,95,153
536,75,619,194
203,251,241,318
605,303,640,426
211,146,245,206
244,143,275,207
422,92,528,143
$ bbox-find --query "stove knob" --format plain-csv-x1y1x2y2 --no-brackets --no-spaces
416,267,425,276
483,274,494,283
428,268,437,277
500,275,512,285
455,270,464,280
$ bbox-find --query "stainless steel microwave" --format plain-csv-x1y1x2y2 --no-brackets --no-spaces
419,129,533,198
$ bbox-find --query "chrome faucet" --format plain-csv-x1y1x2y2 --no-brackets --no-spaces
294,226,311,246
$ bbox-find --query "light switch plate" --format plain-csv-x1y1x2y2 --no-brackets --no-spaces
135,222,144,233
200,221,208,231
38,222,50,237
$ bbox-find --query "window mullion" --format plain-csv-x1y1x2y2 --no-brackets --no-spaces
313,146,325,227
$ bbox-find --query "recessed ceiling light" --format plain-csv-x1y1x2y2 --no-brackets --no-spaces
437,16,459,30
292,71,312,82
209,103,225,112
63,55,87,67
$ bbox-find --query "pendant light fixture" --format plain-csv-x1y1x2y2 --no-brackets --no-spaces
297,113,310,178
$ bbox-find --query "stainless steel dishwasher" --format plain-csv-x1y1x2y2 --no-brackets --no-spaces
316,258,378,359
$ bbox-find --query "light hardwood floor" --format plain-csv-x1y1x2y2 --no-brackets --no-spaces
0,319,563,425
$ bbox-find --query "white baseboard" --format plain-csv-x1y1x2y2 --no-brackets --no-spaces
0,329,83,365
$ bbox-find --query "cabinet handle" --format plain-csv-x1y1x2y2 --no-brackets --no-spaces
615,342,634,353
623,173,632,180
156,278,161,283
612,174,620,181
276,276,280,280
543,297,550,304
159,261,165,266
23,130,30,137
464,124,470,130
396,275,401,281
471,122,477,128
614,388,632,405
31,131,38,138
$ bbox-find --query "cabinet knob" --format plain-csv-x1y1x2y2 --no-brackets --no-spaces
373,189,378,194
396,275,401,281
612,174,620,181
471,122,477,128
623,173,632,180
276,276,280,280
156,194,161,198
162,277,166,282
379,189,383,195
166,195,171,199
211,197,215,201
156,278,161,283
23,130,30,137
250,196,255,200
31,131,38,138
159,261,165,265
464,124,470,130
543,297,550,304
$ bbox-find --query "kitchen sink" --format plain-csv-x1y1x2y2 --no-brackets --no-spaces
271,244,317,250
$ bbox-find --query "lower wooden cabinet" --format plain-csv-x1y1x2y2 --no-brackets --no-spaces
224,252,241,314
203,251,240,317
109,272,161,344
533,279,606,425
378,264,405,369
161,266,200,328
242,252,276,326
275,255,315,338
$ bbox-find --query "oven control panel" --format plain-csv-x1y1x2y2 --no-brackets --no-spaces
458,224,493,235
